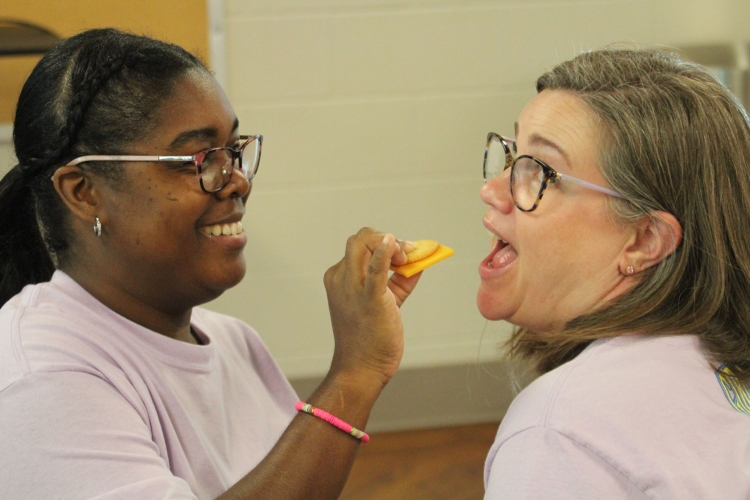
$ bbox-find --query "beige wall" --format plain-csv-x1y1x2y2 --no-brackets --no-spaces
2,0,750,381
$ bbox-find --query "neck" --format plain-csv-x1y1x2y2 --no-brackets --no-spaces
61,264,196,344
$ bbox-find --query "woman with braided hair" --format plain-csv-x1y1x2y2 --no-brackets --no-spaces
0,28,421,499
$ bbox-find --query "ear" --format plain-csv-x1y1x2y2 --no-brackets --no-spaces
51,165,101,227
620,211,682,275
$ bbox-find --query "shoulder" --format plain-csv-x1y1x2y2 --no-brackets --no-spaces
484,426,647,499
496,335,711,440
0,274,164,424
544,334,715,434
487,334,750,498
0,273,110,387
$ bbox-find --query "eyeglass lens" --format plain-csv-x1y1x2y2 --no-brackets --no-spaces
510,157,546,211
484,136,507,181
485,137,546,211
199,138,261,192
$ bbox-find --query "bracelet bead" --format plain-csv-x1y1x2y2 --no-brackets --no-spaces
295,402,370,443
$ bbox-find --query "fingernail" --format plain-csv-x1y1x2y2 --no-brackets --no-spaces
383,233,394,246
399,239,414,253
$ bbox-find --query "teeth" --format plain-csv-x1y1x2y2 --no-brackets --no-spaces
202,221,243,236
487,230,508,246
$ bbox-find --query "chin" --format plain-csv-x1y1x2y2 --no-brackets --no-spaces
201,263,246,299
476,286,514,321
220,264,247,290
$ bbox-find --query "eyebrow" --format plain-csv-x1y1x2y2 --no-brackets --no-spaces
513,121,571,168
168,117,240,151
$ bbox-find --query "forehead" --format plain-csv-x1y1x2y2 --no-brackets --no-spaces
149,70,237,148
516,90,601,168
516,90,598,146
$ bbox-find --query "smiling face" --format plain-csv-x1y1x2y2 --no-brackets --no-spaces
477,90,633,331
87,69,252,315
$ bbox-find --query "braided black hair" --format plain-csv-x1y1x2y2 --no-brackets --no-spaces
0,28,208,306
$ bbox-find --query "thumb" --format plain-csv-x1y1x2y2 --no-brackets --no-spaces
364,233,396,300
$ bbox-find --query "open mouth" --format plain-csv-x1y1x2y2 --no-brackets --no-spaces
484,236,518,271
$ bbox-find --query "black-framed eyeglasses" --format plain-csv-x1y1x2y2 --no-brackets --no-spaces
65,135,263,193
483,132,625,212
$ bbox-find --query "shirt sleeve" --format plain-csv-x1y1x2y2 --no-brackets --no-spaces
0,371,198,500
484,427,646,499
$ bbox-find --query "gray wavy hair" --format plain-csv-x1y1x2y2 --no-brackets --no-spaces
508,48,750,384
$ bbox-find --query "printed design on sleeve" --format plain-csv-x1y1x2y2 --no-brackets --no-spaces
715,365,750,415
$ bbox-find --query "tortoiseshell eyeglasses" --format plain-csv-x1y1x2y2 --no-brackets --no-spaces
483,133,625,212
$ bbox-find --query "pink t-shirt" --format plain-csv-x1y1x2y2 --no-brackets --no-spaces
0,271,297,499
484,334,750,499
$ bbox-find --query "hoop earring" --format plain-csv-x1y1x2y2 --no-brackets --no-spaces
93,216,102,238
625,266,634,275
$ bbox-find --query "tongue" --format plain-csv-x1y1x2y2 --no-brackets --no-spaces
492,244,518,269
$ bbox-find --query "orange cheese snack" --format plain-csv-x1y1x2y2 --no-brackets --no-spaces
390,240,454,277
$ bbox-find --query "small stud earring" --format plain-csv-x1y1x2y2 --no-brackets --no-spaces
93,216,102,238
626,266,634,275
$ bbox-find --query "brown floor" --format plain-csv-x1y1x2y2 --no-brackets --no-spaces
340,422,499,500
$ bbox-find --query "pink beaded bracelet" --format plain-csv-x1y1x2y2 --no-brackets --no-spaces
295,402,370,443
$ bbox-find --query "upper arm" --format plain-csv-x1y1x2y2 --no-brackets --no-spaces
0,371,197,500
484,427,646,500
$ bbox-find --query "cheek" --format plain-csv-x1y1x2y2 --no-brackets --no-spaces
519,215,562,271
113,185,198,245
519,207,602,283
526,206,622,297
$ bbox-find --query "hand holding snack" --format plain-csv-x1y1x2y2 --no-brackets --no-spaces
390,239,455,278
323,228,422,384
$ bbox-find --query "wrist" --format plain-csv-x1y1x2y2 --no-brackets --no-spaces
306,367,389,429
329,341,402,386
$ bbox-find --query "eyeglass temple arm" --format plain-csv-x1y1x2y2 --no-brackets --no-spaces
66,155,194,166
555,173,626,199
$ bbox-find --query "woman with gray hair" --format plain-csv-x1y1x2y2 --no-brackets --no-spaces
479,49,750,498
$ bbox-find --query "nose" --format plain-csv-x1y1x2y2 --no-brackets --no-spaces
480,169,514,214
215,165,251,200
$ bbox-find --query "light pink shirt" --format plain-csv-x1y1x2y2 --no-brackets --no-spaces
485,334,750,499
0,271,297,499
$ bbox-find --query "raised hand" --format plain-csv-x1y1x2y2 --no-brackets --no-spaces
323,227,422,386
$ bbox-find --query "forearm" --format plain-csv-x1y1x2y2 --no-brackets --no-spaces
217,230,418,500
216,369,385,500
